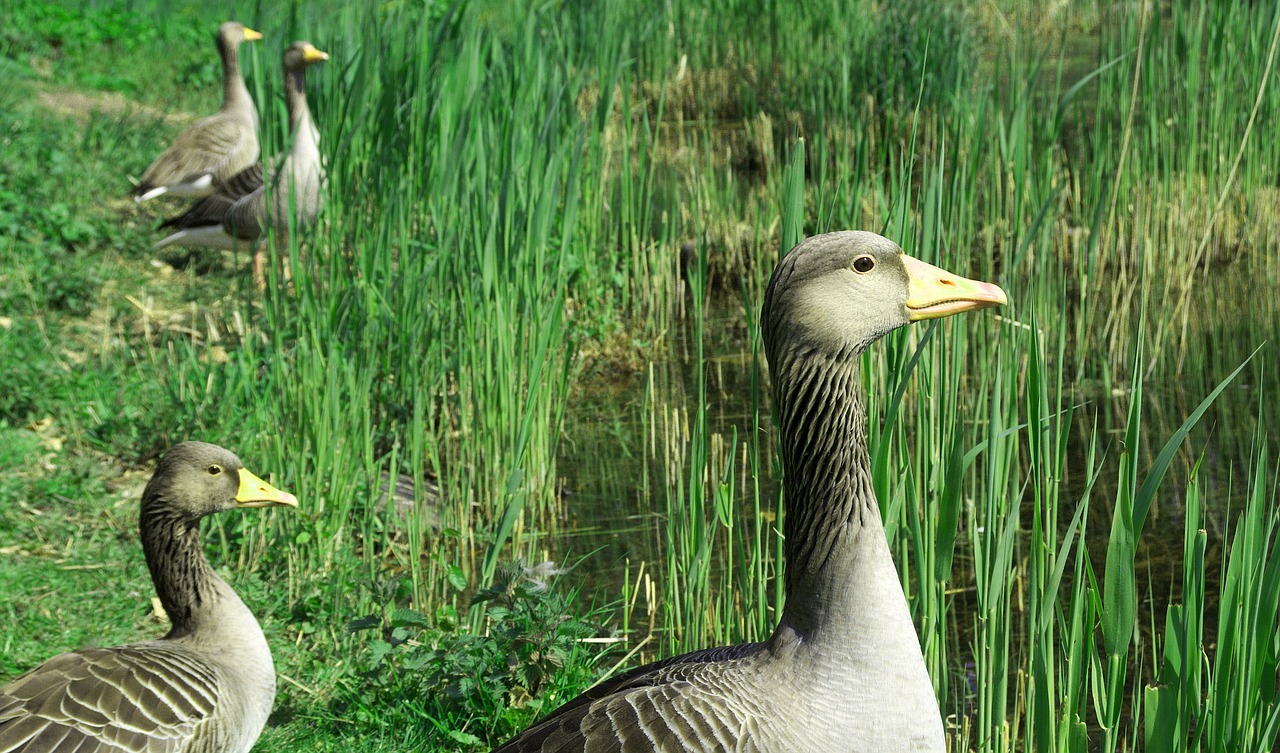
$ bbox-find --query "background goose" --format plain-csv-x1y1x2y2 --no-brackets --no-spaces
154,41,328,281
494,232,1006,752
0,442,297,753
133,22,262,203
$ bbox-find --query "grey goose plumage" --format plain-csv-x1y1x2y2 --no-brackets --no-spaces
0,442,298,753
153,41,329,281
133,22,262,203
494,232,1007,752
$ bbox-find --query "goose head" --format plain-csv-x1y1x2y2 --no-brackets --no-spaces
143,442,297,522
762,231,1007,364
283,40,329,73
218,21,263,49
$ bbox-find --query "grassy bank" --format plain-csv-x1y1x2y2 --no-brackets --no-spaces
1,0,1278,750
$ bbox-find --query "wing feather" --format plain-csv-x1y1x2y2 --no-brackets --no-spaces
222,189,266,242
0,645,220,753
134,114,258,199
157,162,264,234
493,643,766,753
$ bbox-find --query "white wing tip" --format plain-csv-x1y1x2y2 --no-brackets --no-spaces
136,175,216,204
154,226,240,251
135,186,166,203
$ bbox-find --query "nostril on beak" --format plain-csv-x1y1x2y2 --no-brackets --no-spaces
939,278,956,287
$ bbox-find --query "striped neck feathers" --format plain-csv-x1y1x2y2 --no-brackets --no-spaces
285,67,312,134
139,496,229,639
219,35,255,118
771,344,880,629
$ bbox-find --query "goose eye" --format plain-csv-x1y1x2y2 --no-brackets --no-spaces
852,255,875,273
208,465,223,476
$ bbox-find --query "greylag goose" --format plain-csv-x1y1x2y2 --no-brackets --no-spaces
0,442,298,753
133,22,262,203
153,41,328,281
493,231,1007,752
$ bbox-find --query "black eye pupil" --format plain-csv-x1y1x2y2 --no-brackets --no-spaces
854,256,875,273
209,465,222,475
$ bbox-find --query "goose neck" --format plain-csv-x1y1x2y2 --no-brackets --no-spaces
771,347,881,637
139,499,231,639
285,68,311,132
220,39,254,115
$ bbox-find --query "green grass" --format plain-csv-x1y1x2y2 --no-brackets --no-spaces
1,0,1279,750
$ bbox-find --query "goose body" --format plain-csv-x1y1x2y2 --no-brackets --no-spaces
154,41,328,269
0,443,297,753
133,23,262,203
495,232,1006,753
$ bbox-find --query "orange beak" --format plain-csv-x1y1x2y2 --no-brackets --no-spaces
903,254,1007,321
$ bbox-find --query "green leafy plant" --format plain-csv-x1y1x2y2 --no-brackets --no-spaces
348,562,611,747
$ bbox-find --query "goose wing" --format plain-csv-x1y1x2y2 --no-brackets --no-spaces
495,644,765,753
134,115,258,202
222,186,267,243
159,163,264,231
0,644,220,753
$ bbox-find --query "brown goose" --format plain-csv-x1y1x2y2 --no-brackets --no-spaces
133,22,263,203
153,42,328,281
0,442,297,753
494,232,1006,752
